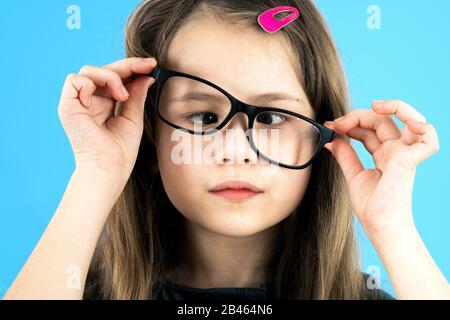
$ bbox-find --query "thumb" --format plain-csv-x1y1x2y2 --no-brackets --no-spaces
324,138,365,183
121,76,155,128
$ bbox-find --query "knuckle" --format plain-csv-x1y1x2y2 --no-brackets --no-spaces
426,123,435,133
66,73,78,82
434,143,440,152
340,110,356,119
109,70,122,82
79,64,93,74
101,68,121,83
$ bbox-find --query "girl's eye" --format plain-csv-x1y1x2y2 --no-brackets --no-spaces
185,112,219,125
256,112,287,125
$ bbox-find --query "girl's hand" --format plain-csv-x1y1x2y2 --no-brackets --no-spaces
323,100,440,239
58,57,157,184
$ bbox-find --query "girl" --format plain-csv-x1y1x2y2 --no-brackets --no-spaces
4,0,449,300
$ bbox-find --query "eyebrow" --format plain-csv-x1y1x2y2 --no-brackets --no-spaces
171,91,306,106
249,92,305,105
170,92,226,103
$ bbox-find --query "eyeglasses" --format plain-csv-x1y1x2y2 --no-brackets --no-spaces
147,66,335,170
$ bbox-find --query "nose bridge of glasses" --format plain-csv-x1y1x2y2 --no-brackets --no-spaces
227,99,259,129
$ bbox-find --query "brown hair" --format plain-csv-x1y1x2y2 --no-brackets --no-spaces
84,0,371,299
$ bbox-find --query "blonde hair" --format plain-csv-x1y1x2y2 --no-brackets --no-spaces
84,0,371,299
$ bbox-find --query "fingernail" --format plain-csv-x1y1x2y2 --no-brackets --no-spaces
335,117,344,122
88,96,92,107
121,86,129,97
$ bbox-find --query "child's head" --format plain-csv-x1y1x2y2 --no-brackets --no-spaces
152,10,317,238
86,0,366,300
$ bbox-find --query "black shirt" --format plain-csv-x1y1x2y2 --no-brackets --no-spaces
153,280,395,300
154,280,273,300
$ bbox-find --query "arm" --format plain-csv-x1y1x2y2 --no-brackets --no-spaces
369,219,450,300
3,169,123,300
3,57,157,300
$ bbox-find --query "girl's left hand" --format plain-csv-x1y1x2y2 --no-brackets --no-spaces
323,100,440,239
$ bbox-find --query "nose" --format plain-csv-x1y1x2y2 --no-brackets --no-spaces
218,112,258,165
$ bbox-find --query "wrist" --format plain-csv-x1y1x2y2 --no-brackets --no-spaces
59,168,125,221
73,165,128,188
365,216,418,250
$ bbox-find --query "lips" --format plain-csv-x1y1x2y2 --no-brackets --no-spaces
209,180,264,201
209,180,263,192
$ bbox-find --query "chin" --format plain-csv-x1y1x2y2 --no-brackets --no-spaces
192,207,282,238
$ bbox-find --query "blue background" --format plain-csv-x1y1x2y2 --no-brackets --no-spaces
1,1,449,298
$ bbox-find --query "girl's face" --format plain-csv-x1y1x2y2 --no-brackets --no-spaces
155,16,314,237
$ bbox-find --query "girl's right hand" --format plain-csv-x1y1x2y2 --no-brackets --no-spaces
58,57,157,185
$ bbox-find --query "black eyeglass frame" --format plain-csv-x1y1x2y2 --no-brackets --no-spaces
147,66,335,170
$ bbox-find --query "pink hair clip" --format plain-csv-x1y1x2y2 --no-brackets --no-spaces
257,6,300,33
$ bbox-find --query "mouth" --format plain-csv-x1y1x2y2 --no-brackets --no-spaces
208,180,264,201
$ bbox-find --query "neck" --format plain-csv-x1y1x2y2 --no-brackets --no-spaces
169,218,281,289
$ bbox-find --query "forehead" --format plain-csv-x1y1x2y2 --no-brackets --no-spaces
163,16,313,116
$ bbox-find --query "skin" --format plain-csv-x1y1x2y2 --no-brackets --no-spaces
4,14,449,300
155,17,314,288
324,102,450,299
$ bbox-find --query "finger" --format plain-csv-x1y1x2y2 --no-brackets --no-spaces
405,120,440,165
331,109,401,142
103,57,157,84
324,121,382,155
62,74,96,109
78,65,129,102
372,100,427,145
89,95,116,125
324,138,365,183
346,127,382,155
119,76,156,129
372,100,427,123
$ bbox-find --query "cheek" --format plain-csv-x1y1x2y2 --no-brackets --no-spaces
155,125,205,217
270,167,312,215
158,162,204,220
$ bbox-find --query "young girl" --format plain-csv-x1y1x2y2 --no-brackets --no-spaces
4,0,449,300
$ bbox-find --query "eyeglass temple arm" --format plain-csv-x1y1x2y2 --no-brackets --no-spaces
149,66,160,80
323,127,336,144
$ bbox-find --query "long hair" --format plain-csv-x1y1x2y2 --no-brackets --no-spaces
84,0,369,299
